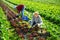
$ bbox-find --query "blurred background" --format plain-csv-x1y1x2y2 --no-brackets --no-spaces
0,0,60,40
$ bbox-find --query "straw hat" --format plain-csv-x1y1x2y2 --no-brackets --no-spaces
33,11,39,15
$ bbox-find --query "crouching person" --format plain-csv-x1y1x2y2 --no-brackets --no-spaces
29,11,43,28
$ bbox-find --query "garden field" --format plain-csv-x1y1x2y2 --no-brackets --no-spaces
26,0,60,5
0,0,60,40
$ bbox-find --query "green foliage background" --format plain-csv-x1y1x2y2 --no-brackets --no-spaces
0,0,60,40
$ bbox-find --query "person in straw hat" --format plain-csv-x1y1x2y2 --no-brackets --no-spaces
29,11,43,28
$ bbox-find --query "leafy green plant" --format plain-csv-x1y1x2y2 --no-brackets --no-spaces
1,0,60,40
0,7,21,40
6,0,60,26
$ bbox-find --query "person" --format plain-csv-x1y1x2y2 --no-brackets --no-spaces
14,4,25,17
29,11,43,27
14,4,29,21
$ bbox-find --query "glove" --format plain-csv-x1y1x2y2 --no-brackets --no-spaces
38,24,41,26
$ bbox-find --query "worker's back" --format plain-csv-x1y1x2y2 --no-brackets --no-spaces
16,5,24,13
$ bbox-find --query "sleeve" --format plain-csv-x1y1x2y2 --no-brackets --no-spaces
31,16,34,26
14,5,17,9
38,15,43,25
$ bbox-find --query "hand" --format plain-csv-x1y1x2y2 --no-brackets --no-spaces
38,23,41,26
37,23,41,28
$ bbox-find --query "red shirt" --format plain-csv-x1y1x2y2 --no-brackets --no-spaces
16,5,24,13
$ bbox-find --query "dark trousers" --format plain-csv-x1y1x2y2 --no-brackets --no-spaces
32,21,36,26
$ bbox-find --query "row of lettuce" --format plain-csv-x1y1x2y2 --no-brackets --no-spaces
26,0,60,5
4,0,60,40
0,7,21,40
6,0,60,26
0,7,9,40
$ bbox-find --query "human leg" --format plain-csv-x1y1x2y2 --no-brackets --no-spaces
21,7,25,17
